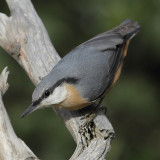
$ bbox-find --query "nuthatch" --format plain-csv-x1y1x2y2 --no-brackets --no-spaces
21,19,140,118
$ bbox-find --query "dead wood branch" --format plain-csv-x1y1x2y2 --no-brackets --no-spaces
0,0,114,159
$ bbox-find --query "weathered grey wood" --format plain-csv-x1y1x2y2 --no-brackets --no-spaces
0,0,114,159
0,67,39,160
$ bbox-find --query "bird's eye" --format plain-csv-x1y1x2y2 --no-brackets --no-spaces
44,90,50,98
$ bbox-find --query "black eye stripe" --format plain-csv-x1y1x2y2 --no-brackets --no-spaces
32,98,42,106
32,77,79,106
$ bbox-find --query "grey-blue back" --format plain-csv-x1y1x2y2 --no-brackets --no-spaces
33,20,140,102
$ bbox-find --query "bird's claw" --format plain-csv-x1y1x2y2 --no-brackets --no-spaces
99,105,107,114
79,105,107,131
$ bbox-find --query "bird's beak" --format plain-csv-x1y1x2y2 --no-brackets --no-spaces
20,103,39,118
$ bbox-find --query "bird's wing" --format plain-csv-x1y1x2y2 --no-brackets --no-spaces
73,20,140,101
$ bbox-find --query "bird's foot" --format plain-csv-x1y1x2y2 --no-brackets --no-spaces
99,105,107,114
79,105,107,130
80,108,95,120
80,105,107,120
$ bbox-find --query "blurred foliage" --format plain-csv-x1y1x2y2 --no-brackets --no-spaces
0,0,160,159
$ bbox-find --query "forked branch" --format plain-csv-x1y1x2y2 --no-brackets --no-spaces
0,0,114,159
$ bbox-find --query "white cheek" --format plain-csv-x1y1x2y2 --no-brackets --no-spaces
41,85,68,107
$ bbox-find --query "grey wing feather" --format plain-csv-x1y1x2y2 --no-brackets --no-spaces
68,33,124,101
81,33,123,51
32,20,140,102
72,19,140,101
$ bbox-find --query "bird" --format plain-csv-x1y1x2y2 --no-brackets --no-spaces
21,19,140,118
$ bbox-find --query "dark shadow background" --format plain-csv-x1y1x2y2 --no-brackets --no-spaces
0,0,160,159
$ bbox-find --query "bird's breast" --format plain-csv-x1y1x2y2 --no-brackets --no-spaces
56,83,91,110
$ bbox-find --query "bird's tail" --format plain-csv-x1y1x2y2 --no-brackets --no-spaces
109,19,141,39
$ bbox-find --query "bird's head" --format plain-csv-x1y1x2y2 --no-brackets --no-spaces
21,76,79,118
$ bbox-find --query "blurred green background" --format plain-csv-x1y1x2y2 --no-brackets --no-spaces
0,0,160,159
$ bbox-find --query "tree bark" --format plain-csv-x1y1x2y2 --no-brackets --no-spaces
0,67,39,160
0,0,114,159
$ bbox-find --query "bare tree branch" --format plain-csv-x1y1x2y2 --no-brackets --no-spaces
0,0,114,159
0,67,39,160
